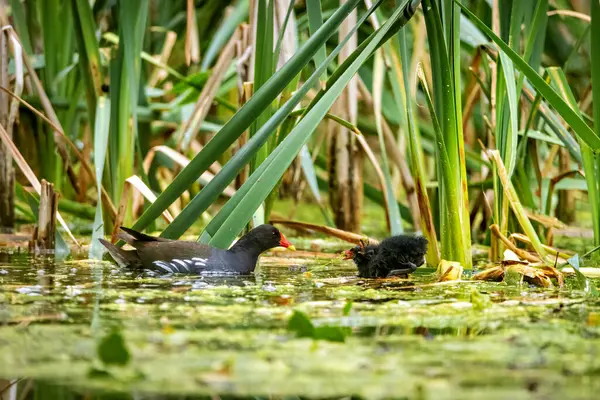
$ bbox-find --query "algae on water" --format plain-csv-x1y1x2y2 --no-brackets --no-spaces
1,251,600,398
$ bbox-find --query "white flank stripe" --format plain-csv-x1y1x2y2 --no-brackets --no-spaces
153,261,174,273
192,257,207,262
195,261,206,267
172,259,189,271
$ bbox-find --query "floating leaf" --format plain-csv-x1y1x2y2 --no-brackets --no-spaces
470,289,492,311
288,311,315,338
97,331,131,366
288,310,349,343
566,254,599,297
313,326,347,343
87,367,112,379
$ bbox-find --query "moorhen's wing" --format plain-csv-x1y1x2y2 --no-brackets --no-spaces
118,225,283,274
119,227,173,245
134,240,220,273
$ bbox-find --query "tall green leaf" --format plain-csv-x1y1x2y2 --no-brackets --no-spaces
71,0,103,124
306,0,327,83
457,0,600,151
373,50,402,234
108,0,148,224
9,0,33,54
89,97,111,260
417,65,464,261
423,0,471,268
37,0,76,187
206,0,415,248
201,0,249,70
396,27,440,266
160,0,384,239
250,0,276,173
129,0,364,234
590,0,600,249
496,52,519,179
197,0,420,244
545,70,597,242
298,144,333,225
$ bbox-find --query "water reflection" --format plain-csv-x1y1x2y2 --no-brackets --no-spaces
1,248,598,398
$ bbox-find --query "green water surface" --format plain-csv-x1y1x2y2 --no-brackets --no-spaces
1,245,600,399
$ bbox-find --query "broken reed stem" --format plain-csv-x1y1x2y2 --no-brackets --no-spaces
0,86,117,221
488,150,551,264
490,224,540,263
30,179,59,254
508,232,573,260
0,30,14,232
269,218,379,246
0,132,14,232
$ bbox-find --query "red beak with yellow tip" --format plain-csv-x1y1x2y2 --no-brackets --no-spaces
278,232,296,251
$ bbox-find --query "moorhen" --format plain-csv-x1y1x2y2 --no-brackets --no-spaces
343,235,428,278
99,224,295,275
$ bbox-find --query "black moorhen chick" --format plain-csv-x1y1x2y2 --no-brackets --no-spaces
99,224,295,275
343,235,428,278
344,243,378,275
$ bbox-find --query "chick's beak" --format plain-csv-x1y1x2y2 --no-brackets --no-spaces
279,233,296,251
342,249,354,260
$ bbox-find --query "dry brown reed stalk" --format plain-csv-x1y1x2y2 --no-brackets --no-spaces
269,218,379,246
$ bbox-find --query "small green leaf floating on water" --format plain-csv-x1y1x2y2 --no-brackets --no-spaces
470,288,492,311
97,330,131,366
313,326,347,343
87,368,112,378
288,310,315,338
288,310,349,343
566,254,599,297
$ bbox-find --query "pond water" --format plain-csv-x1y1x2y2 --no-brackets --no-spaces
1,243,600,399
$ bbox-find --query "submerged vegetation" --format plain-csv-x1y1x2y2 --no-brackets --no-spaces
2,0,600,398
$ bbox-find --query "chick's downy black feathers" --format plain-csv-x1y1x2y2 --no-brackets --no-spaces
345,244,378,277
347,235,428,278
368,235,428,278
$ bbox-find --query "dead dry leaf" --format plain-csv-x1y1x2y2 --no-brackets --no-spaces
473,263,564,288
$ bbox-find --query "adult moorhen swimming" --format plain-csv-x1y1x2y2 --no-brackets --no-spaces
99,224,295,275
343,235,428,278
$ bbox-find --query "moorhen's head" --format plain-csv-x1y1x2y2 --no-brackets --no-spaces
343,247,359,260
234,224,296,254
343,243,378,264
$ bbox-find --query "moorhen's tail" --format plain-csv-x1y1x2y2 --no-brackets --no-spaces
119,227,172,244
98,238,142,268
